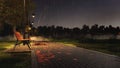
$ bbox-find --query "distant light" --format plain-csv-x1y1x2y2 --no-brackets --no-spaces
26,25,31,31
28,27,31,30
32,15,35,18
32,13,35,18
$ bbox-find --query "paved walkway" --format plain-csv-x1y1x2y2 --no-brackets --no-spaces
5,41,120,68
31,42,120,68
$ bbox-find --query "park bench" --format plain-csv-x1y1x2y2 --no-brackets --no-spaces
13,31,31,50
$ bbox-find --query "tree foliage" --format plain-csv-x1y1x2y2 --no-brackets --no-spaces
0,0,34,26
37,25,120,39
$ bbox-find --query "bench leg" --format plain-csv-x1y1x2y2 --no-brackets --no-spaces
13,44,21,50
13,40,18,50
27,44,31,50
13,40,21,50
25,41,31,50
13,44,18,50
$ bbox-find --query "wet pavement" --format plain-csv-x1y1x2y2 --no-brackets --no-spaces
32,42,120,68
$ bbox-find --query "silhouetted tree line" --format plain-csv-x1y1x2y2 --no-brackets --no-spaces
1,24,120,40
37,24,120,39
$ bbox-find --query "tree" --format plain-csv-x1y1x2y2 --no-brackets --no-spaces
0,0,35,29
63,27,71,38
55,26,64,38
90,24,99,35
81,24,89,34
0,0,5,30
98,25,105,35
72,27,80,39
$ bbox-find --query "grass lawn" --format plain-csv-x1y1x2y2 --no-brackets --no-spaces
51,38,120,56
0,41,31,68
77,43,120,56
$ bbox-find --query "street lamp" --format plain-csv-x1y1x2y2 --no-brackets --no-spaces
31,13,35,25
30,13,35,36
32,13,35,18
31,21,34,25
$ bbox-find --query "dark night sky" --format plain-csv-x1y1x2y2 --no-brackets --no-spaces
33,0,120,28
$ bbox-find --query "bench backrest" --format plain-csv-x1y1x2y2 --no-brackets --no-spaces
14,31,23,40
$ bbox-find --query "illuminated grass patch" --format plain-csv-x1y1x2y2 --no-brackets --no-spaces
0,42,31,68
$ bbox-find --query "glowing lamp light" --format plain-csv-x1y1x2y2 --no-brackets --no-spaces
28,27,31,30
32,15,35,18
31,21,34,25
32,13,35,18
25,25,31,32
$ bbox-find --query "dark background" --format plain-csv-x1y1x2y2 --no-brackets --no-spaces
33,0,120,28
